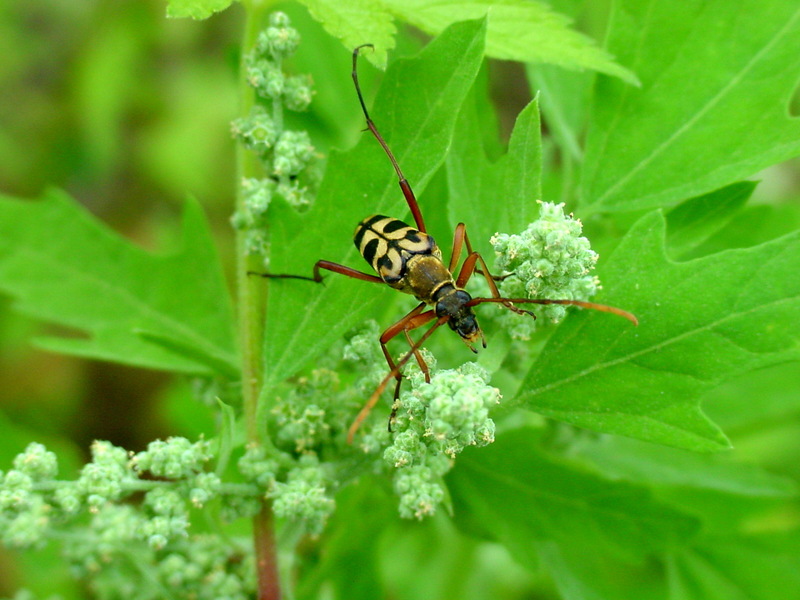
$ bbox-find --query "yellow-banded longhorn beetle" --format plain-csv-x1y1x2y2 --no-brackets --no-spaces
259,44,638,444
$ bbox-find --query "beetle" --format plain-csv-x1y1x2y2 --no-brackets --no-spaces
260,44,637,443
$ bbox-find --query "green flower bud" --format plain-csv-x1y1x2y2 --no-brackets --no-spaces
54,485,82,514
238,445,278,488
489,201,601,339
188,472,222,508
2,495,50,548
394,466,445,520
270,456,335,534
272,130,314,177
255,13,300,59
132,438,212,479
231,108,277,154
13,443,58,481
283,75,313,111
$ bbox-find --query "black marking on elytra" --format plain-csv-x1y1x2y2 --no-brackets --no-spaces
382,219,407,234
362,237,380,267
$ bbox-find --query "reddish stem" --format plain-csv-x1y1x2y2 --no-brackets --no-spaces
253,500,281,600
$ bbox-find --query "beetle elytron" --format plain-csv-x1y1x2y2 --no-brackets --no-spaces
261,45,638,443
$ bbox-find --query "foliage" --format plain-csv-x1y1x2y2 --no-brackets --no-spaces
0,0,799,599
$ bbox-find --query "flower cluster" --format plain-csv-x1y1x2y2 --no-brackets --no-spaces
378,357,501,519
0,438,260,597
231,12,318,269
487,201,601,339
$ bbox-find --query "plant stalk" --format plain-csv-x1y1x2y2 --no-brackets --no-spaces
236,2,280,598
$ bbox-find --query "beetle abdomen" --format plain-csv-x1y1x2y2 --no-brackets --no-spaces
353,215,438,285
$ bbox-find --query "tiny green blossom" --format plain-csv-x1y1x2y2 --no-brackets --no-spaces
342,320,382,365
246,58,285,99
238,444,278,488
272,369,340,452
0,469,33,511
276,179,313,209
283,75,313,111
270,455,334,535
489,201,601,339
2,493,49,548
273,130,314,177
132,437,212,479
188,472,222,508
145,487,186,516
394,362,499,458
54,484,82,514
231,107,277,155
393,466,445,520
242,177,275,218
219,494,262,523
380,360,499,518
256,12,301,60
77,441,132,507
13,443,58,481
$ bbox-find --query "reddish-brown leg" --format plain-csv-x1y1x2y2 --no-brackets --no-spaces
447,223,511,282
379,302,427,388
448,224,534,318
252,259,384,285
378,304,441,431
348,314,446,444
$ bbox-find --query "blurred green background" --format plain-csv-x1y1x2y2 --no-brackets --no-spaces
2,0,799,598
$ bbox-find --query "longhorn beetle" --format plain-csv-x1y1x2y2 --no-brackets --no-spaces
260,44,638,444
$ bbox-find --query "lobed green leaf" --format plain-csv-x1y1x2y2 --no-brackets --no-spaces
300,0,396,69
446,94,542,256
581,0,800,212
448,428,699,561
667,535,800,600
512,210,800,451
166,0,233,19
380,0,638,84
0,190,238,376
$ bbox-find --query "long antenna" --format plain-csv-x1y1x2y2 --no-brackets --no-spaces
352,44,427,233
468,297,639,326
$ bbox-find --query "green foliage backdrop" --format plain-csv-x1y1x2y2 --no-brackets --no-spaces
0,0,799,599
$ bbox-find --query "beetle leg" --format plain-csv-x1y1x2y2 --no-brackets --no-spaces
446,223,508,281
379,303,438,432
250,259,384,285
348,314,446,444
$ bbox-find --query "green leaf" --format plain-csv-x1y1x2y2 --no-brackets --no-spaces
446,95,542,254
165,0,233,19
299,0,396,69
0,190,238,376
447,428,699,562
537,539,666,600
573,437,797,498
297,481,394,599
667,535,800,600
581,0,800,212
512,210,800,451
665,182,755,259
379,0,637,84
214,398,237,477
527,64,590,162
261,19,487,393
689,202,800,258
